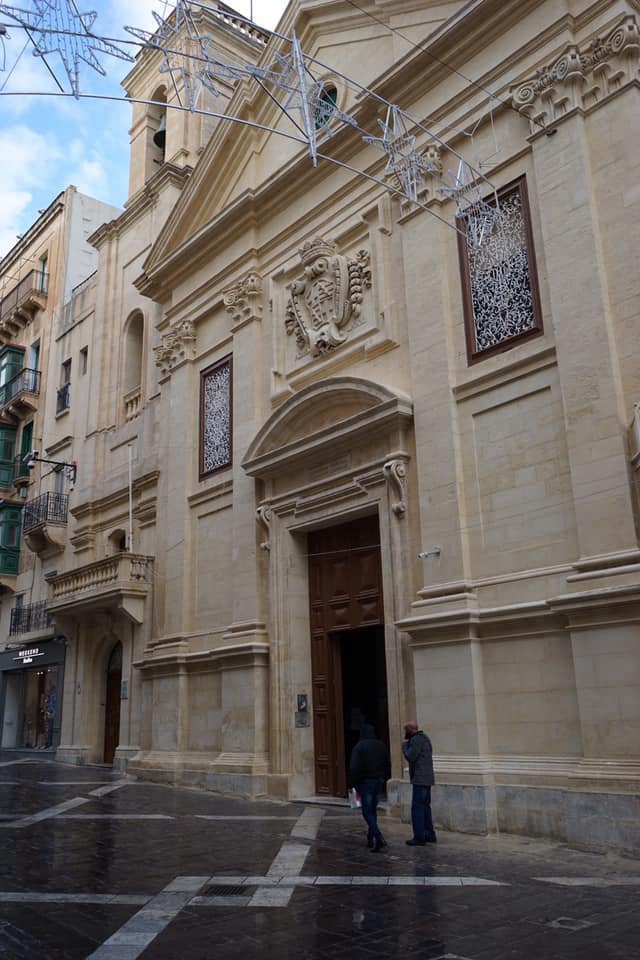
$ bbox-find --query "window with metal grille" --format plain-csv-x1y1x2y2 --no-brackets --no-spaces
458,177,543,364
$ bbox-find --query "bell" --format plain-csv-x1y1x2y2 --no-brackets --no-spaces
153,113,166,150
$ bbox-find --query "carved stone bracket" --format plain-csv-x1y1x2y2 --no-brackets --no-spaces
224,273,263,328
256,505,272,550
154,319,197,377
511,15,640,130
383,459,407,517
285,237,372,359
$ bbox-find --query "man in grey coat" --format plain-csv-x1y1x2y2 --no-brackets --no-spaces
402,720,437,845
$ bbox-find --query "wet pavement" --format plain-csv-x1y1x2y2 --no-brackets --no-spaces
0,755,638,959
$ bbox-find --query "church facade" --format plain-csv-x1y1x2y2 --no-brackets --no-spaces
6,0,639,855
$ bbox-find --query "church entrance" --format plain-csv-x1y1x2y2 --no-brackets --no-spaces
308,515,388,797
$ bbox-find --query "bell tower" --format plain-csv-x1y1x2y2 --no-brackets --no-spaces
121,3,268,200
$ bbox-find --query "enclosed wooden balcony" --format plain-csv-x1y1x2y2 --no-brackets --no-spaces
47,552,153,624
0,271,48,338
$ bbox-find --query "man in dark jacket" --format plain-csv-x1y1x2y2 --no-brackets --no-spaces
402,720,436,846
348,723,391,852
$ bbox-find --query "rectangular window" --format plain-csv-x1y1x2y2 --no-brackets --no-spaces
61,359,71,385
199,356,232,478
458,176,543,364
80,347,88,375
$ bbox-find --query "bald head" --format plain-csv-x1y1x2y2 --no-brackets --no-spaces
404,720,418,738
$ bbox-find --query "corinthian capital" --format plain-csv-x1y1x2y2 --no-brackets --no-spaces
223,272,263,327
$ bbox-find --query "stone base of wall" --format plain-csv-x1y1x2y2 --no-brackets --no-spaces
390,780,640,858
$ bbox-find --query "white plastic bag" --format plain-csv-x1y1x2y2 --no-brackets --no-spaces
348,788,361,809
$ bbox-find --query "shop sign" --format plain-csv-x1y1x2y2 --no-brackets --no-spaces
13,648,45,665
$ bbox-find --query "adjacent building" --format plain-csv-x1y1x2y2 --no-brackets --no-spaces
1,0,638,855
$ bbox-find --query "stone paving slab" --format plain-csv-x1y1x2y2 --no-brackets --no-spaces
0,756,637,959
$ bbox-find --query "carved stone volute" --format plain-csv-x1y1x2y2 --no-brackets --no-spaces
511,15,640,131
383,459,407,517
224,273,263,327
154,319,197,377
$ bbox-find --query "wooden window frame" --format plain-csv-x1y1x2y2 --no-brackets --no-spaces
199,354,233,480
458,175,544,365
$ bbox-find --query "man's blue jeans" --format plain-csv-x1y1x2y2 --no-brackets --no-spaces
359,778,384,843
411,784,436,842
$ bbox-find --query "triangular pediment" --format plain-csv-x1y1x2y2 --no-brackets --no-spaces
138,0,468,293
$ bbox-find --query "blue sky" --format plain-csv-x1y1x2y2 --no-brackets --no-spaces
0,1,288,257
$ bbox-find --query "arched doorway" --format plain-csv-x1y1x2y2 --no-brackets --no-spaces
103,642,122,764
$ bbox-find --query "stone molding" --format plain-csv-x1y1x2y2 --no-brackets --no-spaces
434,754,640,791
223,272,263,328
154,319,197,376
511,14,640,130
285,237,372,358
134,640,270,677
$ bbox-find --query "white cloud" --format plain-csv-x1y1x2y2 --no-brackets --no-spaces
0,126,63,257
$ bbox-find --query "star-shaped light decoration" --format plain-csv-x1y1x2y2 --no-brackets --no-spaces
439,158,501,251
126,1,253,110
252,34,356,165
0,22,8,71
364,105,440,203
0,0,133,97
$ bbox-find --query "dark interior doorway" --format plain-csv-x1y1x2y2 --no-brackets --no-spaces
308,514,386,797
103,642,122,765
336,625,389,790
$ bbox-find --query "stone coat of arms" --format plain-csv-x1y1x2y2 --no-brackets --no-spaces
285,238,371,358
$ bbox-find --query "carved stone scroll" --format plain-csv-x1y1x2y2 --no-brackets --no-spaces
256,505,272,550
154,319,197,377
383,459,407,517
224,273,263,327
511,15,640,130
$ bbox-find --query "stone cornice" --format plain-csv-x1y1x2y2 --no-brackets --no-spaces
511,13,640,132
88,164,192,250
71,470,160,522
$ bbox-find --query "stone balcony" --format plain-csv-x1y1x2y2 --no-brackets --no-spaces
0,270,48,339
47,552,153,624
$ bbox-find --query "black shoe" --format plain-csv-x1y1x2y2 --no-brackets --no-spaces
367,837,374,849
425,837,437,844
406,838,426,846
371,838,386,852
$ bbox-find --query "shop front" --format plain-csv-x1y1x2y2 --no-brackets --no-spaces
0,639,65,751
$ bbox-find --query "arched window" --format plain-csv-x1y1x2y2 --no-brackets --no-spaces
150,86,167,164
315,84,338,129
123,311,144,421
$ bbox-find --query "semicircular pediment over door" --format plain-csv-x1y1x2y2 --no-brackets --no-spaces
242,376,413,481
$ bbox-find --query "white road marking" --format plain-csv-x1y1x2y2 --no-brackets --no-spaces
204,875,506,888
86,876,209,960
535,877,640,886
38,781,114,786
0,893,149,905
248,806,326,907
1,796,91,828
0,778,130,828
0,759,35,767
195,815,299,820
56,814,173,820
89,779,130,797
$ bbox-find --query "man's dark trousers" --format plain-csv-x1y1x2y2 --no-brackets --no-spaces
359,777,384,844
411,784,437,842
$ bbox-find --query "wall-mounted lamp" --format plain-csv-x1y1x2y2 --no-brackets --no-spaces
418,547,441,559
23,450,77,489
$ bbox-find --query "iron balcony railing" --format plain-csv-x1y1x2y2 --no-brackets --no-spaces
0,270,48,324
23,491,69,532
0,368,41,408
56,382,71,413
13,453,30,483
9,600,53,636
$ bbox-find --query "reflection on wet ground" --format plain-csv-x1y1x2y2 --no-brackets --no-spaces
0,755,638,959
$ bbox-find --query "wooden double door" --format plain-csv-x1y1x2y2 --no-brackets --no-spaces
308,515,388,797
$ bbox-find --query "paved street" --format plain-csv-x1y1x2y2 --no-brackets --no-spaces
0,757,638,959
